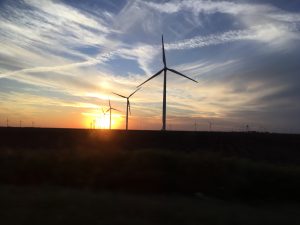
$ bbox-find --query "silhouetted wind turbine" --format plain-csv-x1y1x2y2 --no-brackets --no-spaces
112,88,141,130
208,121,212,132
137,35,198,131
106,99,120,130
102,108,106,116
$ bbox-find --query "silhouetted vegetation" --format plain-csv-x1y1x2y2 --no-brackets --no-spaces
1,185,300,225
0,128,300,202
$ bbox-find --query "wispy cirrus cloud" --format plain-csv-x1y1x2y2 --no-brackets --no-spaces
143,0,300,23
0,0,121,72
1,0,300,132
0,27,269,79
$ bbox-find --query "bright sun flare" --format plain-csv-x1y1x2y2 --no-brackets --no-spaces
98,115,110,129
83,113,122,129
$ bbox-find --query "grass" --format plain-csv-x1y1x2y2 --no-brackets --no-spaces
1,128,300,224
1,147,300,201
1,185,300,225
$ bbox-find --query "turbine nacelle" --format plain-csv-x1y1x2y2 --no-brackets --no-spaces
104,99,120,130
112,87,141,130
137,67,197,88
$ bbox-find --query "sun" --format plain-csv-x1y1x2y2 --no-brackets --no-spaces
82,112,123,129
98,115,110,129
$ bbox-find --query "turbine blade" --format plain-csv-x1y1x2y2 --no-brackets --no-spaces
167,68,198,83
111,108,120,112
137,69,163,87
162,35,166,67
129,87,141,98
112,92,127,98
109,99,111,107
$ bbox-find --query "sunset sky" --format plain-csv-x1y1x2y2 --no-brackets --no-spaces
0,0,300,132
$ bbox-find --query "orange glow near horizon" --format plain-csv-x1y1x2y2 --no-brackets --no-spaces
82,112,123,129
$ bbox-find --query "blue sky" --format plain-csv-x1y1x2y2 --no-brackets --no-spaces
0,0,300,132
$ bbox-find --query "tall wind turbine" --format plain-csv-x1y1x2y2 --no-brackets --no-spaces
106,99,120,130
112,88,141,130
137,35,198,131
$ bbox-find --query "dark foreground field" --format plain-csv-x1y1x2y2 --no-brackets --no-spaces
1,185,300,225
1,127,300,224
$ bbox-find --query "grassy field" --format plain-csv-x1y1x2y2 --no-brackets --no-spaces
1,185,300,225
1,128,300,224
1,140,300,201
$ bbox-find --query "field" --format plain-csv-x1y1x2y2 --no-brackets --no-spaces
1,127,300,224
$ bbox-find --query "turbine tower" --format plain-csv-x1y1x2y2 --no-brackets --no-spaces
112,88,141,130
106,99,120,130
137,35,198,131
208,121,212,132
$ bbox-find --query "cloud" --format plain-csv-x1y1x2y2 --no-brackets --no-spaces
144,0,300,23
0,0,123,76
0,28,255,79
144,0,300,44
24,0,110,33
1,0,300,132
0,50,121,79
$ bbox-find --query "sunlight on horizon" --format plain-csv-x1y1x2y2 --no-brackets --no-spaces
1,0,300,133
83,112,123,129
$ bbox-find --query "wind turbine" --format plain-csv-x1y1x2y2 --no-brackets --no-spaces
101,108,106,116
112,88,141,130
106,99,120,130
208,121,212,132
137,35,198,131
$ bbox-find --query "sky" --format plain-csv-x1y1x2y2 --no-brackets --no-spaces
0,0,300,132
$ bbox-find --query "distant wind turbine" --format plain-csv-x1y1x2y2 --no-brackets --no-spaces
101,108,106,116
106,99,120,130
137,35,198,131
208,121,212,132
112,88,141,130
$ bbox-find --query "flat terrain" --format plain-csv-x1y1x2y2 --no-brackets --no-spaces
1,127,300,224
1,127,300,163
1,185,300,225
